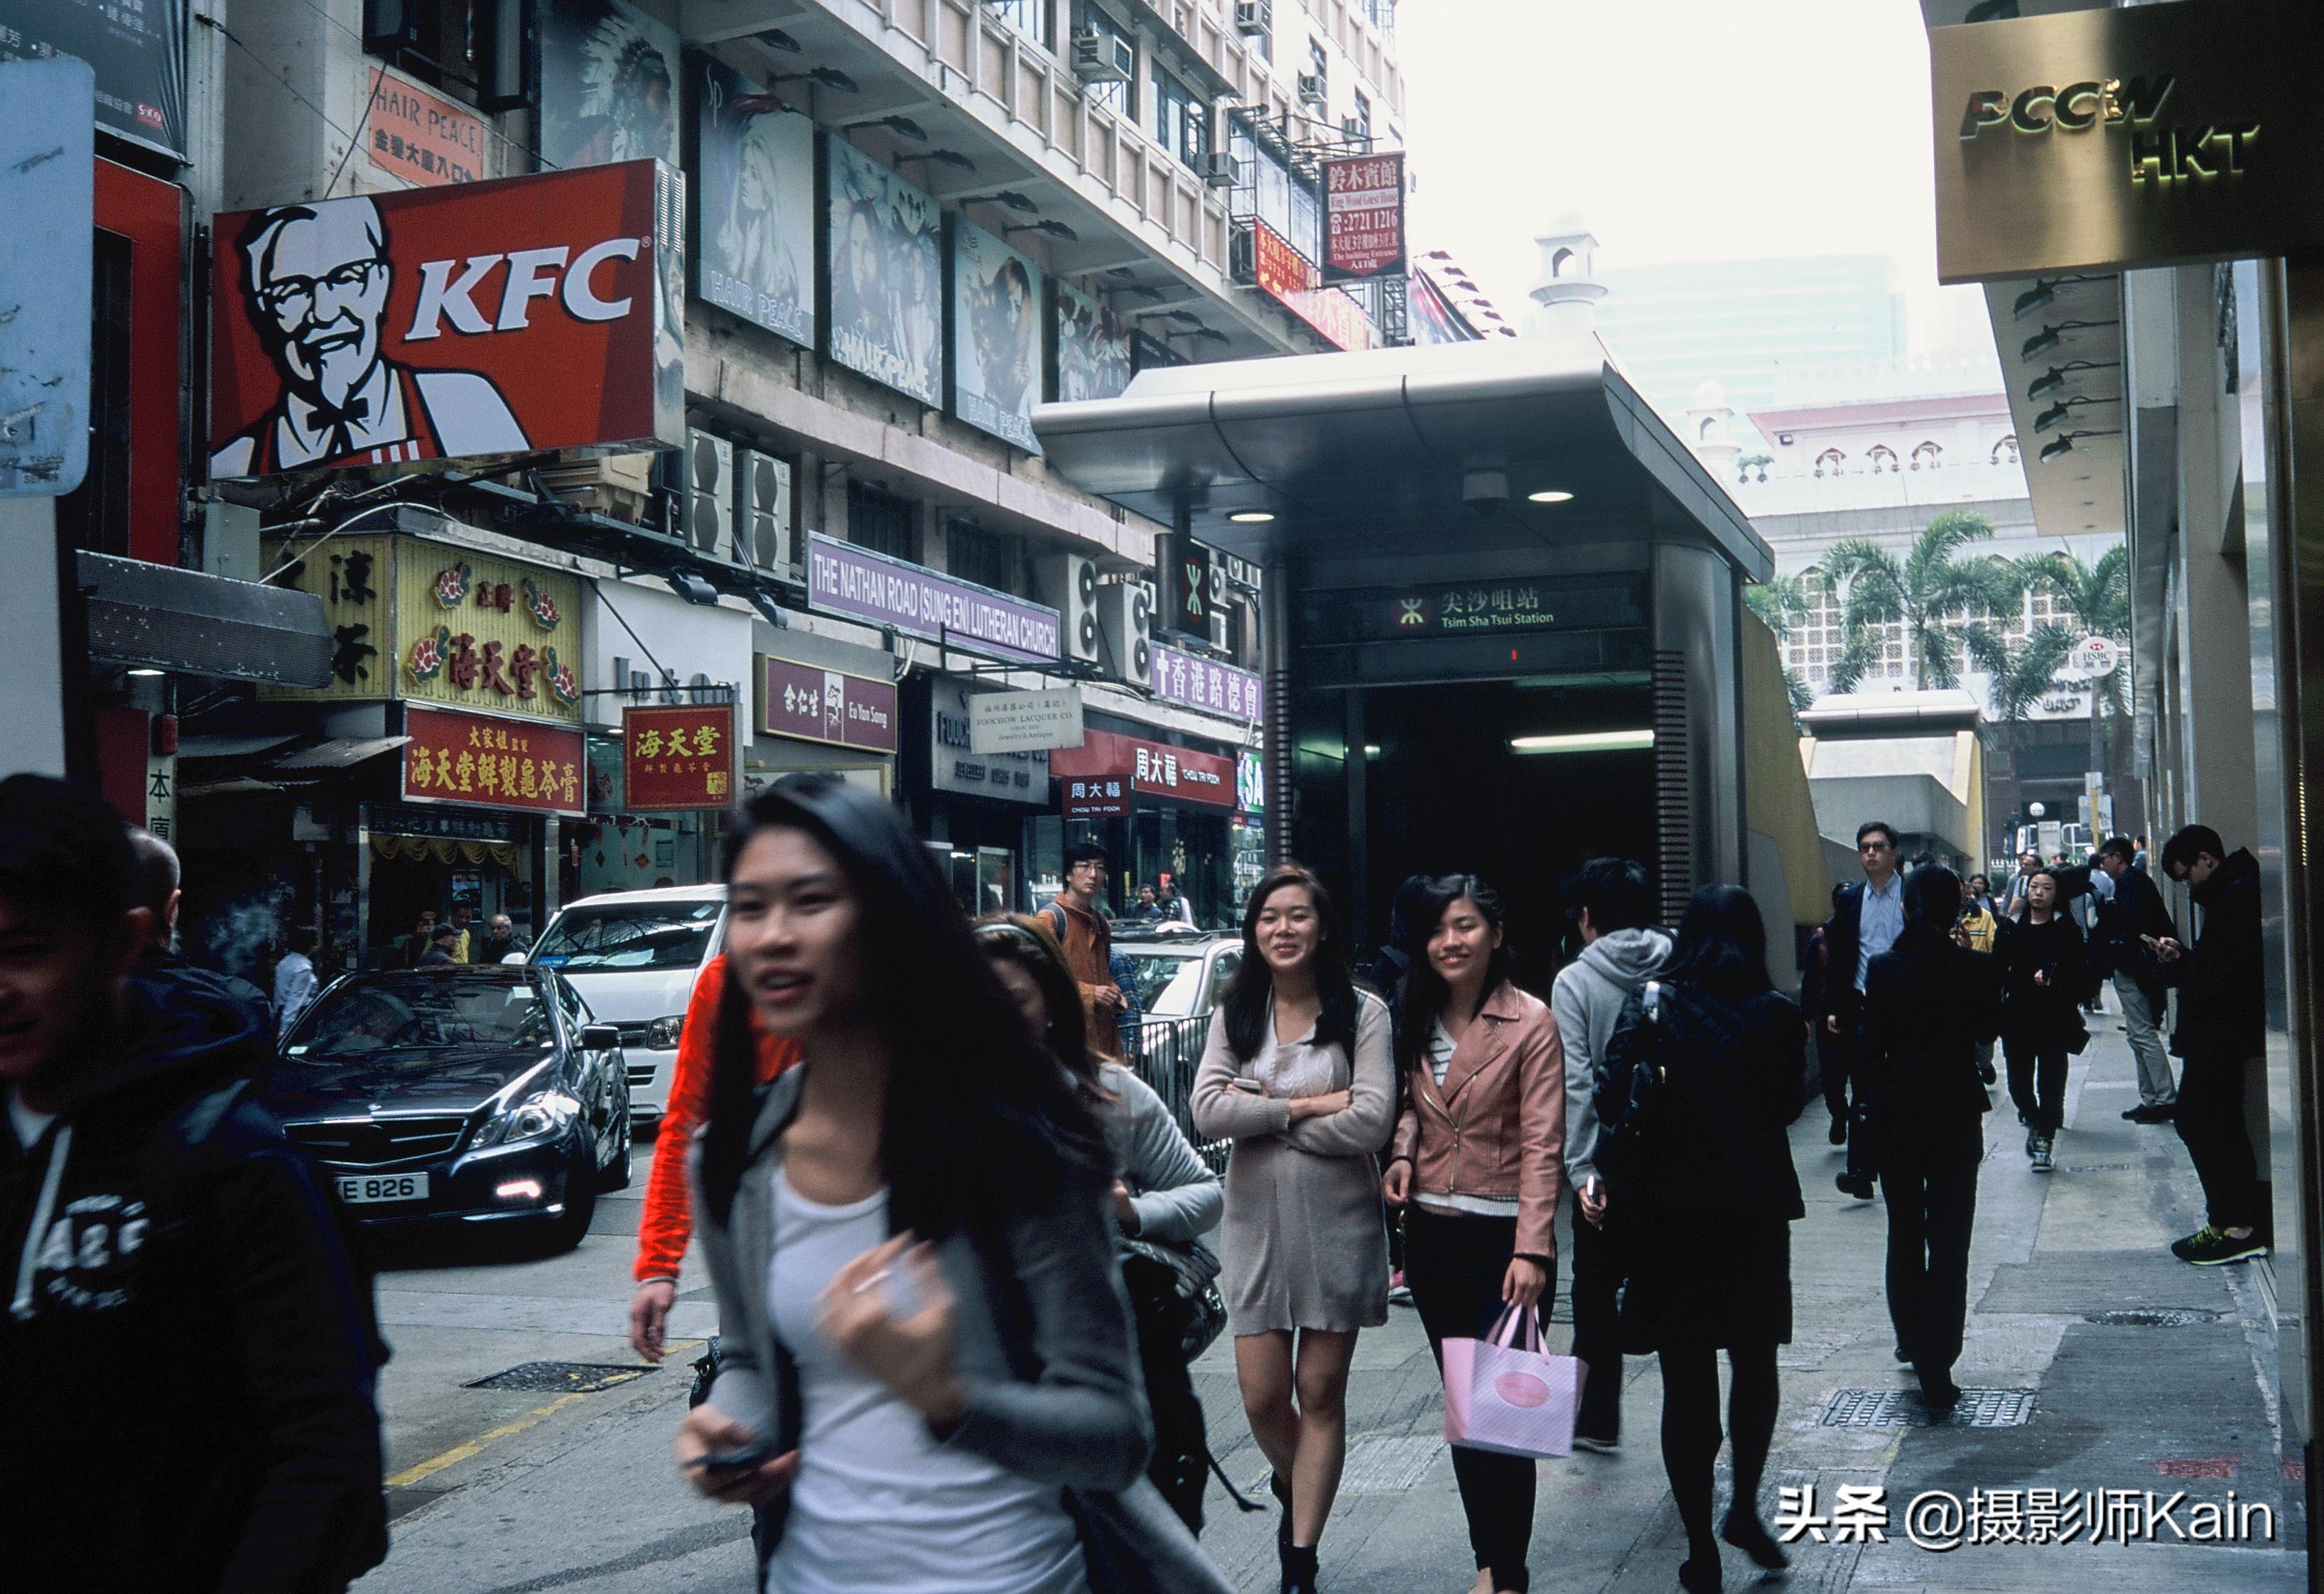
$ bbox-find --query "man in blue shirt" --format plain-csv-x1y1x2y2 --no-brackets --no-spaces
1822,820,1904,1198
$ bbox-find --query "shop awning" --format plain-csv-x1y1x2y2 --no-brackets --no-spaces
272,736,410,771
78,551,334,686
178,732,303,760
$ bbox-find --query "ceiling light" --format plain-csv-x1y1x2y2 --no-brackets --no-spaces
860,114,929,141
772,66,860,92
2025,359,2121,401
1005,218,1079,242
1527,489,1574,504
2038,435,2075,463
1363,744,1381,757
757,28,804,53
1510,729,1656,754
961,190,1039,215
2011,283,2055,320
2033,401,2071,433
2020,320,2117,362
125,667,166,678
1228,511,1275,524
914,148,977,171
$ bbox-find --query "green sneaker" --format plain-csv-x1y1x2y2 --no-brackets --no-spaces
2173,1227,2267,1266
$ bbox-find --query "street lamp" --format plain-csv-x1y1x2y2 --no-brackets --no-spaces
771,66,860,94
2021,320,2118,362
956,190,1039,215
1005,219,1079,243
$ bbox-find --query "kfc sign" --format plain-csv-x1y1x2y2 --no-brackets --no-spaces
210,160,683,478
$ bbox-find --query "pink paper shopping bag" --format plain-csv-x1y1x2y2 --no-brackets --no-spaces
1440,1303,1582,1459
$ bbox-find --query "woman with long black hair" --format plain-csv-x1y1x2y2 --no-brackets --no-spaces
1191,863,1393,1594
1380,876,1564,1594
672,776,1229,1594
1996,867,2090,1172
1598,885,1804,1594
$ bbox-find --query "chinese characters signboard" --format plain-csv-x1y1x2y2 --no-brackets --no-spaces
1052,729,1235,810
1062,775,1131,819
1303,573,1650,644
622,703,737,810
210,159,681,478
402,705,585,816
1323,153,1405,283
1249,219,1378,352
806,533,1061,663
1150,642,1263,729
365,67,487,189
760,656,898,753
0,0,185,161
934,676,1050,804
259,532,396,703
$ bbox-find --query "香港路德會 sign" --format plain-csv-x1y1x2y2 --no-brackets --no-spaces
806,533,1061,663
760,656,898,753
968,687,1083,754
401,705,585,816
210,159,681,478
1250,219,1378,353
1323,152,1406,283
1052,728,1235,810
1150,642,1263,729
623,703,737,810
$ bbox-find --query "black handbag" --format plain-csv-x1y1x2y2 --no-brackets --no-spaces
1120,1233,1227,1362
1594,981,1669,1191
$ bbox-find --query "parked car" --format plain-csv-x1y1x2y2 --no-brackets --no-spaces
1113,927,1243,1021
266,966,631,1249
529,884,726,1124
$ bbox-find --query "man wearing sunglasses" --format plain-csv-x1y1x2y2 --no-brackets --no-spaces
1821,821,1906,1199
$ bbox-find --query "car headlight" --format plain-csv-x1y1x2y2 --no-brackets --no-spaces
478,1089,582,1149
644,1014,686,1050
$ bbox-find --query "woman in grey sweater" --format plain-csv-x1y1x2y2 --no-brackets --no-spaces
674,777,1230,1594
1191,864,1394,1594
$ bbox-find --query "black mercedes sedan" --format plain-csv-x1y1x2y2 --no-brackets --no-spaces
267,966,632,1249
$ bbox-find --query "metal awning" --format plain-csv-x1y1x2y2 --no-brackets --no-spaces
1031,335,1773,580
177,732,304,761
77,551,333,686
271,736,410,771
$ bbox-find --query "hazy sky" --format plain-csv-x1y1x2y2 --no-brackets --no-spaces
1396,0,1994,360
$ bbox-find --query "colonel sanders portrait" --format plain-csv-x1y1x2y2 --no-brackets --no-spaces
210,195,526,477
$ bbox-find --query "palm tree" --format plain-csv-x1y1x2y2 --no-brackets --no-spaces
1964,621,2080,747
2016,545,2131,767
1745,572,1820,720
1822,509,2023,691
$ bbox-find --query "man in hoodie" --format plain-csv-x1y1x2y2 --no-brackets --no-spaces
0,775,387,1590
2156,825,2269,1265
1552,856,1670,1454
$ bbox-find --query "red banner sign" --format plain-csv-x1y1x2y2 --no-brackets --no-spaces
1250,220,1378,352
623,704,738,810
1052,728,1236,809
1324,152,1406,282
210,160,681,479
401,705,585,816
760,657,899,753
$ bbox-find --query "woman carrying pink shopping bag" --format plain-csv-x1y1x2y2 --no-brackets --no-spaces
1380,877,1564,1594
1441,1302,1581,1459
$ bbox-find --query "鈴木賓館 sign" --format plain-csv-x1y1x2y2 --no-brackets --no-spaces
806,533,1061,663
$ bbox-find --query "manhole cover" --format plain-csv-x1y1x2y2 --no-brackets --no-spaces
465,1361,656,1394
1819,1387,2036,1428
2058,1162,2131,1173
2084,1308,2225,1327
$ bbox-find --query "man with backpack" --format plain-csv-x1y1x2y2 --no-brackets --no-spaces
0,775,388,1591
1041,839,1125,1059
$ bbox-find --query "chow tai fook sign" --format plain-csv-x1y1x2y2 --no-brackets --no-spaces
623,703,738,810
1062,776,1132,820
1052,728,1236,811
1323,153,1406,283
401,705,585,817
1250,220,1378,353
210,159,682,478
760,656,899,753
1150,641,1263,730
806,532,1061,663
1930,0,2324,282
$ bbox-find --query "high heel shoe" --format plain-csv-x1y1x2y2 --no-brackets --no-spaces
1720,1511,1789,1570
1279,1541,1320,1594
1677,1556,1722,1594
1270,1472,1292,1549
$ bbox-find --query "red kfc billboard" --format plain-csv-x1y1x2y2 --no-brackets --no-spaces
210,160,683,478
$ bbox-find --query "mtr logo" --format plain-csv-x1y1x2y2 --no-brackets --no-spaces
1960,75,2260,183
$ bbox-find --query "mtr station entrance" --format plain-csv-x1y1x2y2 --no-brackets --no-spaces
1037,337,1822,982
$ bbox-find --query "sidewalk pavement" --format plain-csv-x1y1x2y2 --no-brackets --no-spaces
360,1024,2306,1593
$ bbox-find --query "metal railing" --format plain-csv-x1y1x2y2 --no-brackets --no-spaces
1123,1013,1231,1176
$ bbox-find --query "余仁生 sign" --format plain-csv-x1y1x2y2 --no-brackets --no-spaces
969,688,1083,754
760,656,897,753
210,160,681,477
402,705,585,816
1323,153,1405,283
1250,219,1378,352
806,533,1061,663
1930,0,2324,282
622,703,737,810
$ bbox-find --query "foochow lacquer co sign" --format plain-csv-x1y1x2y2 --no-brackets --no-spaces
210,159,683,477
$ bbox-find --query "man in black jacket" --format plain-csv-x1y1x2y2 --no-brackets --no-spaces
0,775,388,1591
1822,821,1907,1198
2090,835,2179,1123
2156,824,2268,1266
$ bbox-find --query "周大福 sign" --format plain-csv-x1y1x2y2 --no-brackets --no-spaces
806,533,1061,663
1062,776,1131,820
210,160,682,477
1052,729,1235,810
969,688,1083,755
760,656,897,753
1930,0,2324,282
402,705,585,816
623,703,737,810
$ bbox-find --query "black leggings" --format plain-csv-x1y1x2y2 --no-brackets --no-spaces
1657,1343,1780,1566
1405,1207,1541,1593
2004,1036,2068,1134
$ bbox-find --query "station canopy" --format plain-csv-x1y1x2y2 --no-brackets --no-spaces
1032,334,1771,581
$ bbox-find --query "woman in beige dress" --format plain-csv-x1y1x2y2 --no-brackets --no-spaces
1191,863,1394,1594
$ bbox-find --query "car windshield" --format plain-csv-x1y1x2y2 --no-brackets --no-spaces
287,974,556,1060
533,900,721,970
1119,948,1213,1018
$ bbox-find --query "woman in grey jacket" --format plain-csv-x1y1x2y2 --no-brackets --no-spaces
675,776,1229,1594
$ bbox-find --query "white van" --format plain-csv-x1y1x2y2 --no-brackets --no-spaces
529,884,726,1125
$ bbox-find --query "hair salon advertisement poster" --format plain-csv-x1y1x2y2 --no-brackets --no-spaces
539,0,681,172
950,218,1042,452
824,137,943,407
693,54,814,348
1053,280,1135,406
208,161,681,479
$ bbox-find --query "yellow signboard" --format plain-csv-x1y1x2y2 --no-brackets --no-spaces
259,534,397,703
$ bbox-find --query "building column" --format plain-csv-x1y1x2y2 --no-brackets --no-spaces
1651,540,1743,913
2173,266,2258,851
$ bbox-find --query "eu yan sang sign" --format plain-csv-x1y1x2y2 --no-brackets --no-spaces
1930,0,2324,283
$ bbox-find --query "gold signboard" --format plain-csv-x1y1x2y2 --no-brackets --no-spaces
261,533,585,725
1930,0,2324,283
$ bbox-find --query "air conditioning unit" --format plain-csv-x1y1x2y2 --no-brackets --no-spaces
1071,26,1133,84
732,448,791,572
1194,150,1238,189
1032,552,1102,665
1096,580,1154,686
1296,72,1327,108
683,430,736,563
533,451,655,522
1234,0,1272,36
